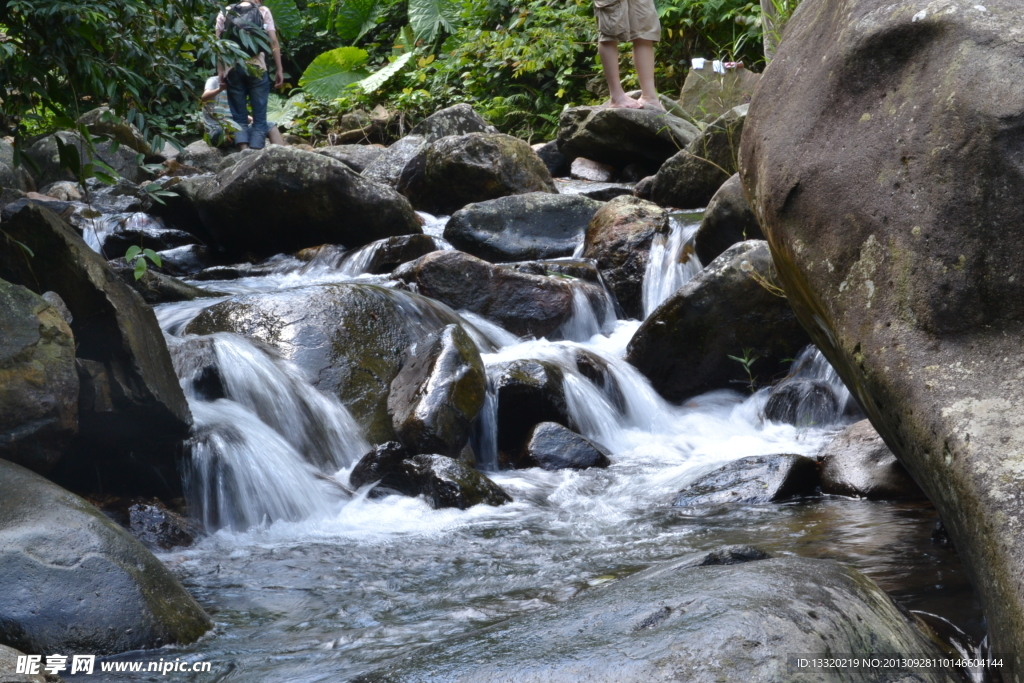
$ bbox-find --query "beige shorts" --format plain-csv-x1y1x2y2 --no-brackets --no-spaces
594,0,661,43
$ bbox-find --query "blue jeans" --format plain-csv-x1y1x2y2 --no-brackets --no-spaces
225,68,270,149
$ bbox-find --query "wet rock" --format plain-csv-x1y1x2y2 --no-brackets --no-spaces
393,250,601,338
361,135,428,188
349,442,511,509
397,133,556,215
151,244,212,277
185,283,461,443
671,453,819,509
194,145,421,260
0,280,78,475
557,106,700,168
739,0,1024,659
819,420,925,501
331,234,439,275
99,224,199,257
357,554,955,683
570,157,615,182
0,204,192,496
694,173,763,265
315,144,384,173
107,260,222,305
78,106,151,155
502,259,601,283
763,379,842,427
626,241,811,401
388,325,487,457
444,193,603,263
692,545,771,566
23,131,146,186
179,140,223,173
166,336,226,402
146,174,213,242
633,175,654,200
581,195,669,319
408,103,497,141
492,359,569,461
650,105,746,209
532,140,569,177
127,499,200,551
0,459,211,655
519,422,610,471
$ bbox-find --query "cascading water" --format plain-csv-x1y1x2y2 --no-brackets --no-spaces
642,213,703,317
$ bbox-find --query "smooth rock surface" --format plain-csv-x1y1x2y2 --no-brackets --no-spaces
408,104,496,141
520,422,610,471
315,144,384,173
694,173,764,265
23,131,145,186
361,135,428,187
671,453,819,509
557,106,699,168
819,420,926,501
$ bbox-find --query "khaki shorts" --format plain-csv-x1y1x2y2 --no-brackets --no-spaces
594,0,661,43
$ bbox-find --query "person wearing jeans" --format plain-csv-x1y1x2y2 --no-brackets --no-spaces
215,0,285,150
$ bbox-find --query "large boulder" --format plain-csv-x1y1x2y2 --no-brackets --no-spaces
444,193,603,262
557,106,700,169
388,324,487,457
693,173,764,265
23,131,145,186
397,133,556,215
193,145,421,259
0,204,192,495
671,454,819,509
627,241,811,401
0,281,78,474
408,103,497,140
178,140,223,174
738,0,1024,661
819,420,926,501
581,195,669,320
394,250,605,338
357,552,957,683
650,105,747,209
315,144,384,173
185,284,461,443
0,460,211,655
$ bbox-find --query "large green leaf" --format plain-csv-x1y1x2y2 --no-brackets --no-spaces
266,92,305,129
335,0,383,43
299,47,370,101
358,52,414,93
262,0,302,41
408,0,461,42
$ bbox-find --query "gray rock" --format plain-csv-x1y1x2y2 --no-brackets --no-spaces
127,499,200,551
532,140,569,177
819,420,926,501
672,453,819,509
408,103,497,141
570,157,615,182
0,280,78,474
107,259,223,305
626,241,810,401
651,105,747,209
520,422,610,470
0,459,211,655
151,244,212,277
361,135,428,187
738,0,1024,659
557,106,700,168
315,144,384,173
99,224,199,257
0,643,60,683
23,131,146,186
388,325,487,457
179,140,224,173
326,234,439,275
145,174,212,242
694,173,763,265
444,193,603,263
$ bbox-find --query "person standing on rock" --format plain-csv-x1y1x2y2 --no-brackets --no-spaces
594,0,664,110
215,0,285,150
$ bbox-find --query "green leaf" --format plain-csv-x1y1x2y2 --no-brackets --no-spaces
408,0,461,42
358,52,414,93
299,47,370,101
265,92,305,129
262,0,302,41
142,248,162,267
125,245,142,262
335,0,382,43
134,258,148,280
54,136,82,176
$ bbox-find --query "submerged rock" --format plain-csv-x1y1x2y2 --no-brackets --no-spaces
693,173,763,265
671,453,819,509
626,241,810,401
334,234,440,275
520,422,610,471
819,420,926,501
357,553,955,683
349,442,511,509
444,193,603,263
557,106,700,168
388,325,487,458
0,460,211,655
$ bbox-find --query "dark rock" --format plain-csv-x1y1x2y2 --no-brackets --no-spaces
361,135,428,188
146,174,213,243
444,193,603,262
166,336,226,402
194,145,421,260
315,144,384,173
692,545,771,566
78,106,151,155
671,453,819,509
581,195,669,319
570,157,615,182
178,140,224,173
397,133,556,215
408,103,496,141
151,244,212,277
388,325,487,457
626,241,811,401
633,175,654,200
694,173,763,265
1,195,74,223
819,420,926,501
349,442,511,509
763,379,842,427
357,555,956,683
575,184,635,201
738,0,1024,659
0,460,211,655
492,359,569,461
127,499,200,551
519,422,610,470
393,250,603,338
107,260,223,304
0,140,35,195
330,234,439,275
532,140,569,177
650,105,746,209
23,131,146,186
185,283,461,443
557,106,700,168
501,259,601,283
0,204,192,496
0,280,78,474
99,224,199,257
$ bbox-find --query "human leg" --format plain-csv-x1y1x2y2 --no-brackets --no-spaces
599,41,642,109
246,71,271,150
633,39,664,109
224,70,251,149
267,125,285,145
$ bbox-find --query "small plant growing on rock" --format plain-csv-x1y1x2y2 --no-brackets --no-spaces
728,347,760,392
125,245,162,280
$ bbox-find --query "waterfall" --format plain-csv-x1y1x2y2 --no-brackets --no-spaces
557,283,616,342
80,212,167,257
787,345,854,414
642,215,703,318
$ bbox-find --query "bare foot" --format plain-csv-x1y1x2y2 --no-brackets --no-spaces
608,94,643,109
637,96,666,111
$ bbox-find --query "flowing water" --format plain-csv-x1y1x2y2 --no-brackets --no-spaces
73,210,987,681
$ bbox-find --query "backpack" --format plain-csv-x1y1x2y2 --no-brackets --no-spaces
223,3,267,58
